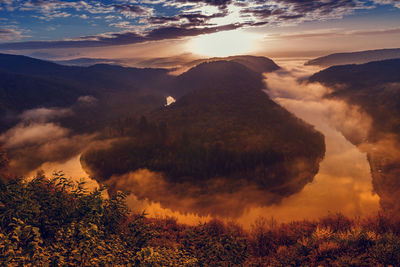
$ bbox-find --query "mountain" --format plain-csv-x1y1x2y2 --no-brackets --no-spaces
0,53,171,93
0,70,82,113
53,57,124,67
81,60,325,217
166,60,265,98
186,55,280,74
310,58,400,212
309,58,400,90
305,48,400,67
0,53,173,132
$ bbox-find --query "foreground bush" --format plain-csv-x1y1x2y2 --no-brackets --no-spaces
1,174,400,266
0,173,153,265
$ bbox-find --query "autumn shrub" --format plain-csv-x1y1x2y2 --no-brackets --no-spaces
370,232,400,265
0,173,153,266
318,213,353,232
362,211,400,235
2,172,400,266
182,219,248,266
147,216,187,248
133,246,198,266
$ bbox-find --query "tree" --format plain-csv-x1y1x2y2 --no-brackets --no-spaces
0,144,9,181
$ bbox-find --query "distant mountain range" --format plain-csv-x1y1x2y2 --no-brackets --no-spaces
53,54,280,74
310,58,400,212
305,48,400,67
0,53,170,93
53,57,125,67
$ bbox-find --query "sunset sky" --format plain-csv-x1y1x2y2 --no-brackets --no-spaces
0,0,399,59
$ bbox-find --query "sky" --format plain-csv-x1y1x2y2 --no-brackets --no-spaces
0,0,399,59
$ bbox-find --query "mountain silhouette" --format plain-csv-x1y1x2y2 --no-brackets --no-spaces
306,48,400,67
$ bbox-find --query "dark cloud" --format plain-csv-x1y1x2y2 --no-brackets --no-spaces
277,0,357,12
279,14,304,20
175,0,232,8
0,23,241,49
113,4,152,18
147,11,227,26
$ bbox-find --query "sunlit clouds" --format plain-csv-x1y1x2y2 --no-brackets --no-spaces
189,29,261,57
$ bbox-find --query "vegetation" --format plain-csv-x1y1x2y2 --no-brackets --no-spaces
1,174,400,266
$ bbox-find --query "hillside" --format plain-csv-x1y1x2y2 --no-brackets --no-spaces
81,61,325,216
306,48,400,67
0,53,172,132
166,60,266,98
0,70,82,113
0,53,171,93
310,59,400,212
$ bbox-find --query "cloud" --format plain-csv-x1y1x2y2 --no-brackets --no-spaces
0,119,96,175
113,4,153,18
77,95,98,105
373,0,400,8
19,107,73,123
0,28,24,41
1,0,397,50
0,23,241,49
0,123,69,149
269,27,400,39
0,104,97,176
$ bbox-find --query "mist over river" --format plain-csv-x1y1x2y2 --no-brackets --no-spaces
238,59,379,224
28,59,380,228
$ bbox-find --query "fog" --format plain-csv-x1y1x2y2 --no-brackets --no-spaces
0,106,96,177
84,59,379,227
1,59,381,227
236,59,379,225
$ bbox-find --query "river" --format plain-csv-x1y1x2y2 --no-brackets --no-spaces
235,59,379,226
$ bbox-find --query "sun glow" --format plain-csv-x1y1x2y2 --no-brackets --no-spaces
189,29,260,57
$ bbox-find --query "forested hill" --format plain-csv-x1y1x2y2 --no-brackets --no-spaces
81,60,325,216
0,53,171,93
186,55,280,74
166,60,266,98
309,58,400,212
0,53,172,132
305,48,400,67
309,58,400,89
